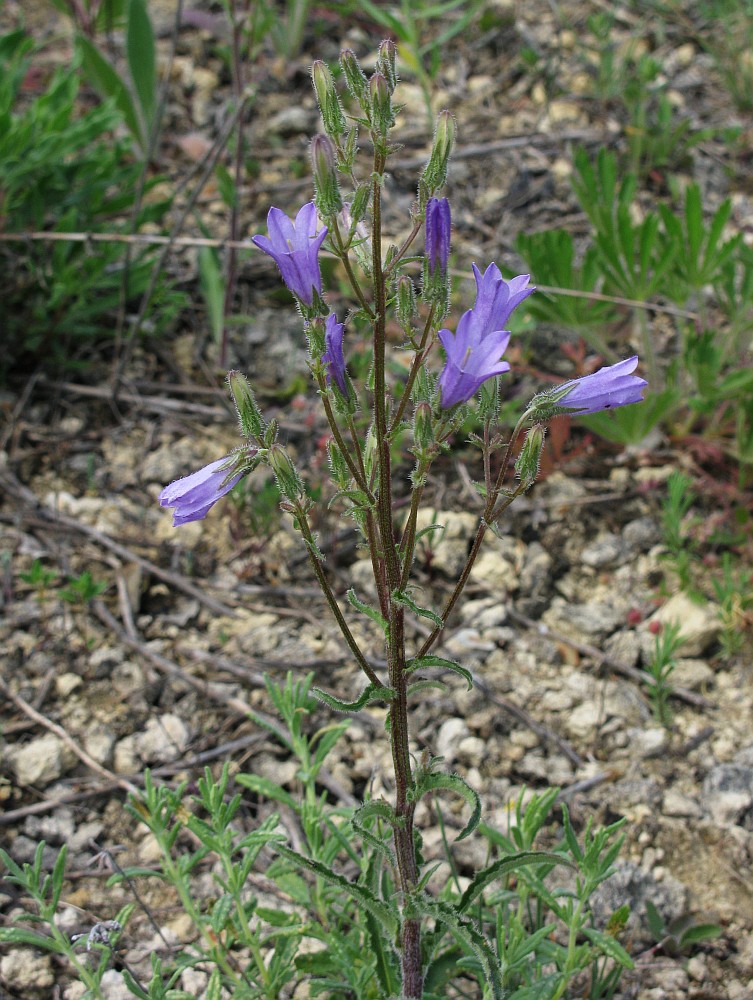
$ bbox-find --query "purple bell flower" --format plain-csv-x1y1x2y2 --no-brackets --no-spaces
252,202,328,306
437,263,533,408
159,456,246,526
554,356,647,413
465,264,534,343
321,312,348,396
425,197,451,277
438,326,511,409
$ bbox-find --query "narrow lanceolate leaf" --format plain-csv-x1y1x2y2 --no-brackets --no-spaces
406,655,473,690
0,928,58,951
392,588,444,628
312,682,395,713
275,845,398,935
352,800,400,861
76,35,144,148
127,0,157,132
459,851,573,912
407,771,481,842
582,927,634,969
347,587,389,633
408,894,505,1000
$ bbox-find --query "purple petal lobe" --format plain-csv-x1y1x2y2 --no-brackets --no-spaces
252,202,327,305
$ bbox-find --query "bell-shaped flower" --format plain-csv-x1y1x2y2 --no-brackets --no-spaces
438,324,511,409
321,312,348,396
252,202,327,306
465,263,534,343
159,455,248,526
551,356,647,413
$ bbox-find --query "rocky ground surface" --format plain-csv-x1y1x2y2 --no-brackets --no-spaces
2,1,753,997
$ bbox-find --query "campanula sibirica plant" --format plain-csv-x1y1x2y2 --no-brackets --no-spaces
156,44,647,999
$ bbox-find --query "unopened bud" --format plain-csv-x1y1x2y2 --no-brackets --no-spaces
340,49,369,108
269,444,305,502
305,316,326,359
369,72,393,137
227,370,265,439
377,39,398,91
311,60,345,137
420,110,455,202
396,275,417,330
515,425,546,490
311,134,342,217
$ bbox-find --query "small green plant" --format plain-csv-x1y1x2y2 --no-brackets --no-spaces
645,899,722,956
712,553,753,655
661,470,697,592
643,621,684,728
59,570,108,605
0,842,133,999
19,559,59,594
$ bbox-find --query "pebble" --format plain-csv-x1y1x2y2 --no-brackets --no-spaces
0,948,54,991
590,861,688,946
435,718,469,762
646,592,721,656
8,733,65,787
100,970,133,999
580,532,629,568
703,755,753,827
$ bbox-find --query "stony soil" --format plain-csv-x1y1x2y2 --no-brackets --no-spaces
2,1,753,998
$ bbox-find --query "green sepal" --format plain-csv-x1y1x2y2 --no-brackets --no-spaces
275,844,399,935
348,587,389,633
393,588,443,628
406,654,473,691
407,771,480,842
459,850,573,912
312,682,395,713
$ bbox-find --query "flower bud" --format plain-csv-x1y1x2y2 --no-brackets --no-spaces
369,72,393,137
420,110,455,202
269,444,305,502
227,370,265,439
396,275,417,330
515,425,546,490
311,59,345,137
340,48,369,108
376,39,398,91
422,196,451,316
311,134,343,217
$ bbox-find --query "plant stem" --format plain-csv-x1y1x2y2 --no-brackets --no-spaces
372,147,422,998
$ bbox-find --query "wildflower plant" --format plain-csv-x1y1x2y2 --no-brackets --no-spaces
151,46,648,999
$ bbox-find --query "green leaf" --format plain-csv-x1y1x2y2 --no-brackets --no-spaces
407,679,447,698
408,894,505,1000
127,0,157,132
582,927,634,968
408,771,481,841
275,845,399,935
645,900,666,940
198,247,225,344
406,654,473,690
311,682,395,713
0,928,58,951
235,774,297,809
678,923,722,947
75,35,144,149
459,850,572,911
347,587,389,633
393,588,443,628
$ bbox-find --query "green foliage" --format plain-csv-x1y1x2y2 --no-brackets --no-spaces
0,32,183,379
661,470,697,591
712,553,753,655
59,570,108,605
643,621,684,728
645,899,722,955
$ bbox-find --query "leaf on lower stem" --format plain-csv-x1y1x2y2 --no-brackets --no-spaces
406,771,481,842
405,654,473,690
312,682,395,713
392,588,444,628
